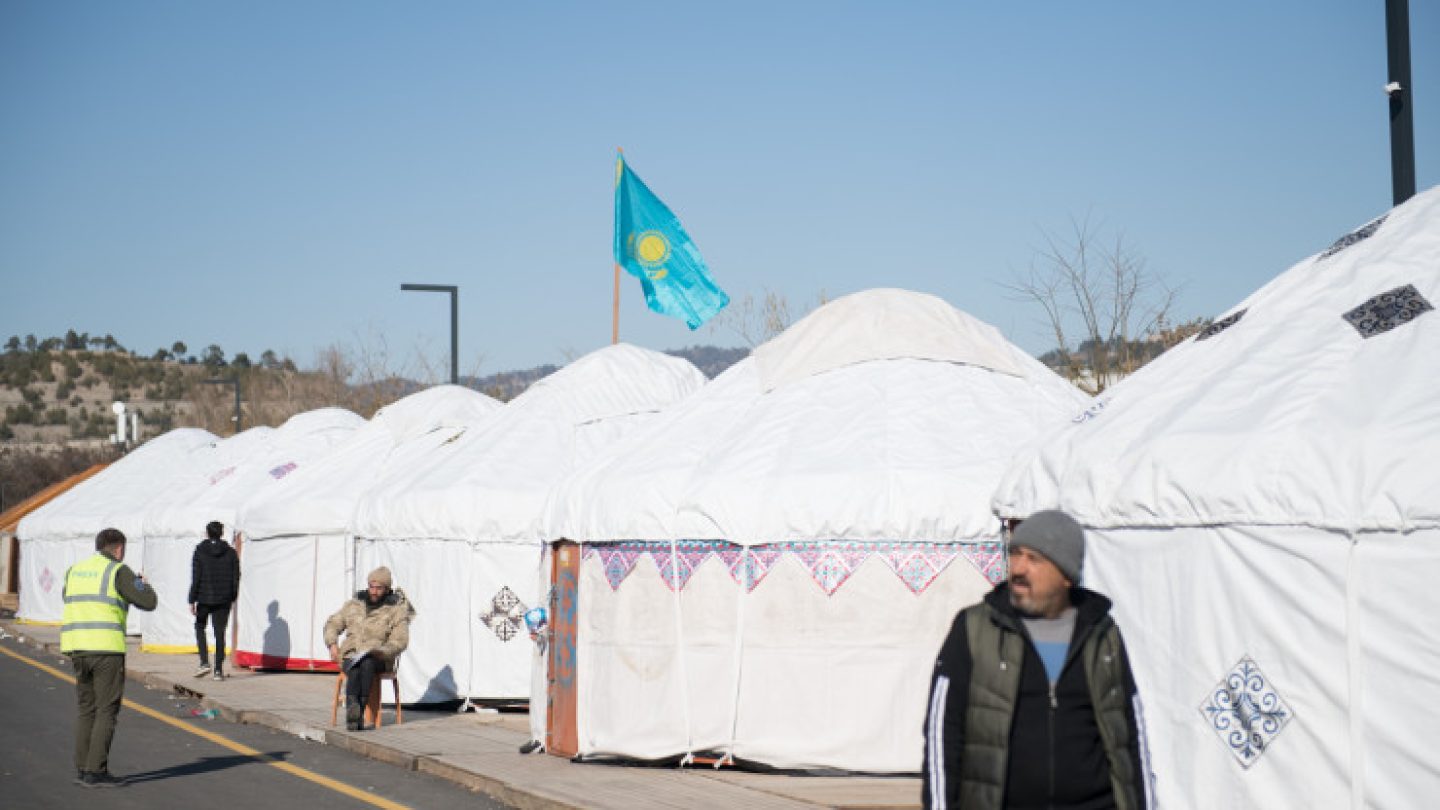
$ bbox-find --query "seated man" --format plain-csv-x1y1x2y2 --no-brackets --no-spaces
323,567,414,731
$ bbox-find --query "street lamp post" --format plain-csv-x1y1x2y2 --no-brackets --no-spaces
400,283,459,385
1385,0,1416,205
202,377,242,435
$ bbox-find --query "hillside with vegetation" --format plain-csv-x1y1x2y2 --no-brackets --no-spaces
0,329,751,510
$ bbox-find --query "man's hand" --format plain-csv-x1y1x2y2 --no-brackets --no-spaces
329,644,340,663
190,603,196,616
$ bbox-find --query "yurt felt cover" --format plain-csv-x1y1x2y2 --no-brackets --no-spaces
351,344,705,703
139,409,362,652
546,289,1089,771
1,463,107,596
233,385,500,669
16,428,217,624
991,186,1440,808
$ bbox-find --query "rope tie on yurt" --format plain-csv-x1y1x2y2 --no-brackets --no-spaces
308,536,320,669
529,544,550,745
461,539,477,713
668,536,696,763
1344,533,1365,810
231,533,243,665
720,543,749,768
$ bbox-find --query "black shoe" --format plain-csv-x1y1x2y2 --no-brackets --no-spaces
346,702,362,731
518,740,543,754
73,770,87,786
80,771,127,788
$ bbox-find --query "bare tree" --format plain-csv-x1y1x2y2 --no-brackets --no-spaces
1006,218,1178,395
710,288,830,347
313,344,355,407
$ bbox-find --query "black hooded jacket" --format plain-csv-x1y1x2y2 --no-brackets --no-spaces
922,584,1147,810
188,537,240,606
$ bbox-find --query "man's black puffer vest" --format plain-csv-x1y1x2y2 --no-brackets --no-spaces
959,586,1143,810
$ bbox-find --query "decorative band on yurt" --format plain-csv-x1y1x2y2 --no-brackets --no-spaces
583,539,1005,595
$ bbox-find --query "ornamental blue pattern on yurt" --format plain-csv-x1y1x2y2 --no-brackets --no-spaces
583,539,1005,596
1071,398,1109,424
1342,284,1433,339
1196,309,1247,342
1200,656,1293,768
1318,214,1387,261
478,585,528,642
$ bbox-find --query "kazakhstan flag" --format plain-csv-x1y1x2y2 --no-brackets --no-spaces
614,154,729,330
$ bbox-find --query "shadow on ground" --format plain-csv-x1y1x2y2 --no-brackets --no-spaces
124,752,290,784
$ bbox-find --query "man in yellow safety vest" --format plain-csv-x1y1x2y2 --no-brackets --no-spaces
60,528,157,788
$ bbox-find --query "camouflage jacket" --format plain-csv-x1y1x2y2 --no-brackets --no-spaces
322,587,414,665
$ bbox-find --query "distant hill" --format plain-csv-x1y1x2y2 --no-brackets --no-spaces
0,330,753,446
461,364,559,402
663,345,749,378
462,344,749,401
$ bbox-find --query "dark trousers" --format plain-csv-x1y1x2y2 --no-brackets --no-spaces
72,653,126,774
194,603,232,666
344,656,384,705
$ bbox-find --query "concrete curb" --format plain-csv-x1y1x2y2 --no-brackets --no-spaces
324,731,421,771
414,757,578,810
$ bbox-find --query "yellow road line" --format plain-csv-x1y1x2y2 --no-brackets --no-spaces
0,643,413,810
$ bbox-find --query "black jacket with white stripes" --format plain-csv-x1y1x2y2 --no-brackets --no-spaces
921,583,1150,810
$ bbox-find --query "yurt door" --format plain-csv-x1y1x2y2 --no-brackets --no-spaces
546,540,579,757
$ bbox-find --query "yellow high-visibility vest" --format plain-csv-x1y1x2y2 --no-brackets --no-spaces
60,553,128,654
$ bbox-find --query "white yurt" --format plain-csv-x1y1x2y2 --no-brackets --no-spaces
16,427,218,628
543,289,1089,771
991,187,1440,809
138,408,363,653
233,385,501,670
350,344,706,704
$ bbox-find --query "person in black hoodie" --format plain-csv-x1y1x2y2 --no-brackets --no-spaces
189,521,241,680
922,510,1153,810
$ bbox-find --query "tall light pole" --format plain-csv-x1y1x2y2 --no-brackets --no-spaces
1385,0,1416,205
202,377,242,435
400,283,459,385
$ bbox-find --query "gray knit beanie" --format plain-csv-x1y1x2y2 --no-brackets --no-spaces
1010,510,1085,584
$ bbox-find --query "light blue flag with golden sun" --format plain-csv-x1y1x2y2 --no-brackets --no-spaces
614,153,729,330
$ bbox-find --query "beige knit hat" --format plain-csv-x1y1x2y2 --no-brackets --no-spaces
367,566,393,588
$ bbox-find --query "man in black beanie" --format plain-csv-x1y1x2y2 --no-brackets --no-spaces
921,510,1153,809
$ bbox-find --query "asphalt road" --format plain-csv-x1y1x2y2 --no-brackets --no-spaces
0,634,512,810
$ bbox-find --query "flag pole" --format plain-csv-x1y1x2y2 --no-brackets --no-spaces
612,147,624,344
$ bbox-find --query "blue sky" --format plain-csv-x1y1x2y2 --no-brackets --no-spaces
3,2,1436,377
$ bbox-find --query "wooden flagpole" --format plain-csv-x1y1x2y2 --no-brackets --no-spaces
612,263,621,344
612,147,624,345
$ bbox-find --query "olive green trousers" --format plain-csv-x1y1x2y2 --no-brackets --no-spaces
72,653,127,774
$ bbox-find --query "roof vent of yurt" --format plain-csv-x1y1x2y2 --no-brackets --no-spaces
507,343,705,425
753,288,1028,392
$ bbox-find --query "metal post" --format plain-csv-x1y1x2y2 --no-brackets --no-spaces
400,283,460,385
1385,0,1416,205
